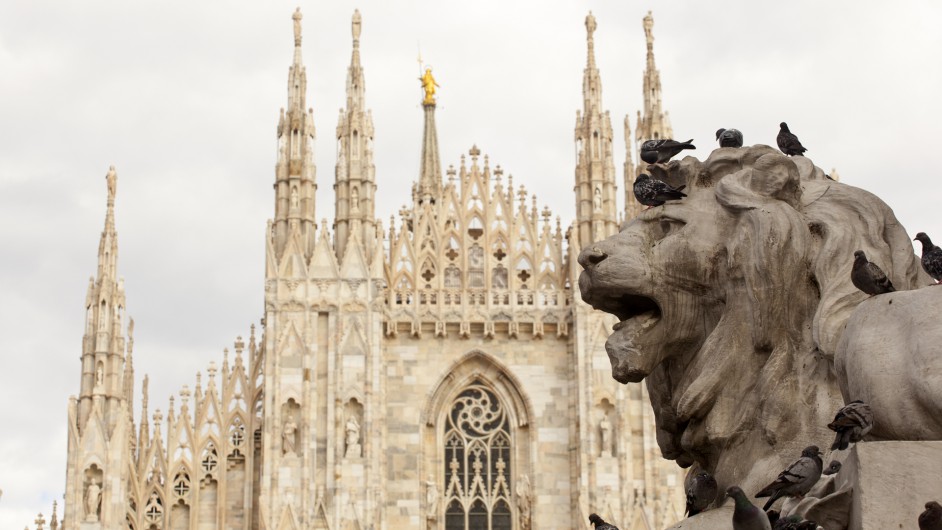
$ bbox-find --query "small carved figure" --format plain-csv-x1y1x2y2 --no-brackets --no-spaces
85,478,101,522
599,415,612,456
344,415,361,457
290,187,299,209
419,68,439,105
351,187,360,212
426,476,439,519
105,166,117,200
516,475,532,530
292,8,302,46
594,188,602,211
282,416,298,455
95,365,104,387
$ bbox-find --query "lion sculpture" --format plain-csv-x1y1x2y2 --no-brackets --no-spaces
579,145,940,526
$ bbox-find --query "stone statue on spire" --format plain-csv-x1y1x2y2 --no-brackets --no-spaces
352,9,362,42
585,11,597,40
105,165,116,202
292,8,302,46
643,11,654,45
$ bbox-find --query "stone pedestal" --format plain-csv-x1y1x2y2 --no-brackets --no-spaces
844,441,942,530
666,442,942,530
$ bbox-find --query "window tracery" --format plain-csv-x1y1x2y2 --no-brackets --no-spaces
443,384,512,530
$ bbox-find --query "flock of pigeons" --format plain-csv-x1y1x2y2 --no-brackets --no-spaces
587,125,942,530
588,400,942,529
633,124,942,291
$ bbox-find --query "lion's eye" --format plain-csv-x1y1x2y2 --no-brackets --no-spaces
649,217,686,242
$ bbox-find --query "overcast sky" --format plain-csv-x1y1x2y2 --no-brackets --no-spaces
2,0,941,526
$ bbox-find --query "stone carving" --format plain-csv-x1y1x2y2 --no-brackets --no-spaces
84,478,101,522
292,8,302,46
835,287,942,440
344,415,361,458
599,414,612,457
515,474,532,530
282,416,298,455
425,476,439,519
95,365,103,388
579,146,932,518
105,165,116,201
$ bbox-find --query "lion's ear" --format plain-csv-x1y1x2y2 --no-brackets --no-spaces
716,153,802,211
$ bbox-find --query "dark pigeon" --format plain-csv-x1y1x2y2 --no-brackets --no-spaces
685,470,718,516
640,138,696,164
920,501,942,530
728,486,772,530
851,250,896,296
914,232,942,284
777,122,807,156
716,128,744,148
756,446,823,511
766,509,781,527
588,513,619,530
633,173,687,208
822,460,842,476
827,400,874,451
773,515,819,530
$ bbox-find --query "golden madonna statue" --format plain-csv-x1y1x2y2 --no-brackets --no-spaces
419,67,439,105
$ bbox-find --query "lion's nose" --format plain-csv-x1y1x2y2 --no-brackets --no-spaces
578,246,608,268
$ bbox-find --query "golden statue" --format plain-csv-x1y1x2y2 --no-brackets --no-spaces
419,68,439,105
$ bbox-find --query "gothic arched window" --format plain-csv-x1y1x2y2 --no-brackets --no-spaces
443,383,512,530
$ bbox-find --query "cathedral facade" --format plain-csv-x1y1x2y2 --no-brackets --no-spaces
56,9,683,530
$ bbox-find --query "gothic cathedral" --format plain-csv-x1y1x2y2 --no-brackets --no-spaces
58,9,684,530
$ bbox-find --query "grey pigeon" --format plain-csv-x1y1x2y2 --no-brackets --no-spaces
685,470,718,516
727,486,772,530
640,138,696,164
588,513,618,530
633,173,687,208
777,122,807,156
716,128,744,148
822,460,842,476
920,501,942,530
773,516,819,530
827,400,874,450
851,250,896,296
914,232,942,284
755,446,823,511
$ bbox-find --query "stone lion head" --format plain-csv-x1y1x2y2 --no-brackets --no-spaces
578,146,922,493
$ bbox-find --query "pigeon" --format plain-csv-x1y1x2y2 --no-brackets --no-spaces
728,486,772,530
920,501,942,530
777,122,807,156
755,446,823,511
633,174,687,208
773,516,819,530
914,232,942,284
851,250,896,296
716,128,744,148
766,510,781,527
685,470,718,516
588,513,618,530
640,138,696,164
822,460,842,476
827,400,874,450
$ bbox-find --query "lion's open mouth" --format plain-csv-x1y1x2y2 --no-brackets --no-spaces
609,294,661,325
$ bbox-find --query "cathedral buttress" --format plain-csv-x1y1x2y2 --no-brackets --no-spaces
64,166,132,530
273,7,317,263
334,9,377,262
573,12,618,248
